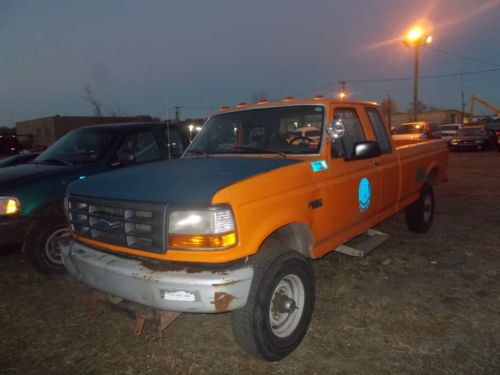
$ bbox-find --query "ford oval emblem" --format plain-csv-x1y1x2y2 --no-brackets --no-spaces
97,219,114,230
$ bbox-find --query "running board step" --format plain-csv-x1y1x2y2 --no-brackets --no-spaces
334,229,390,257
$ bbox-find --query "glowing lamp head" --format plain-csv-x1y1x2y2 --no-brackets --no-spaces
339,92,346,99
407,27,423,42
425,35,433,44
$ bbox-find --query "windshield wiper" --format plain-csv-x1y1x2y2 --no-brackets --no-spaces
227,145,287,158
184,149,209,158
35,158,74,166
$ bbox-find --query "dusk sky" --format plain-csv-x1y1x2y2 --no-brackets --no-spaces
1,0,500,125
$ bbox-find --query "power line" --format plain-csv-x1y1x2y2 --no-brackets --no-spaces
350,68,500,83
291,67,500,97
428,46,500,68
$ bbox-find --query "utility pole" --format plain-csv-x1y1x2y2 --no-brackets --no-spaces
387,94,393,130
339,81,347,100
173,106,182,123
412,43,420,121
460,67,466,121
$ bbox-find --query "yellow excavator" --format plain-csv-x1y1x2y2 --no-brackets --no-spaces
470,95,500,119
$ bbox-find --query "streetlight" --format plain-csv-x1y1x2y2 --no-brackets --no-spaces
404,26,433,121
188,124,194,141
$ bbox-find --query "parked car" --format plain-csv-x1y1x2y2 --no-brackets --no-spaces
440,124,462,142
392,121,441,141
0,152,40,168
0,122,188,274
484,122,500,147
449,126,490,151
0,134,19,155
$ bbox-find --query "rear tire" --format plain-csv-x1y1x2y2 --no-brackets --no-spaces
231,245,315,361
406,183,435,233
25,212,70,274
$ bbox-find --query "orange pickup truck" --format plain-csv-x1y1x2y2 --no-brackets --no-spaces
62,98,448,361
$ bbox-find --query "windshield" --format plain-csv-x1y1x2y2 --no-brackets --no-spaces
457,128,487,136
186,105,324,156
394,123,425,134
35,128,116,165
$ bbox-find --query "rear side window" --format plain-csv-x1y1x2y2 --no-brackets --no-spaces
117,130,161,163
332,108,365,159
366,107,391,154
163,128,185,158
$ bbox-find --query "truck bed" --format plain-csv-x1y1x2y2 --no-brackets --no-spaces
395,138,449,211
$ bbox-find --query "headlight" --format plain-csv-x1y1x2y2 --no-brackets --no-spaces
0,197,20,216
167,205,236,250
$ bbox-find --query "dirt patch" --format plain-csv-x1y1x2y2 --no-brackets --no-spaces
1,151,500,374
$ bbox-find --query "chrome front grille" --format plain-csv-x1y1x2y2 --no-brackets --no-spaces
68,196,166,253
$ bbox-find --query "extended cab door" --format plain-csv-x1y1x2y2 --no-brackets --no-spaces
314,105,382,254
363,106,400,220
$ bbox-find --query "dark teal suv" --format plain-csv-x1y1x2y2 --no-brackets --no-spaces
0,122,188,274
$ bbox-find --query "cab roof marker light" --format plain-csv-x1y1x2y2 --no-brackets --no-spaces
257,99,269,104
314,94,325,100
237,102,247,107
219,106,230,111
283,96,294,101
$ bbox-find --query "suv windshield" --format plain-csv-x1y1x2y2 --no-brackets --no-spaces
458,128,487,136
394,123,425,134
35,128,116,165
186,105,324,156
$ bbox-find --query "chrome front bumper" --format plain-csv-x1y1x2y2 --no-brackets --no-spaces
62,241,254,313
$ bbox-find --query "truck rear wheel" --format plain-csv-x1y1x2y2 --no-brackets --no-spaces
231,246,315,361
25,213,70,275
406,183,435,233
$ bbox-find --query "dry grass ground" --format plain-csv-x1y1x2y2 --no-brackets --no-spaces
1,150,499,374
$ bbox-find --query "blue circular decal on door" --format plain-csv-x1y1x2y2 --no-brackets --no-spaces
358,177,371,212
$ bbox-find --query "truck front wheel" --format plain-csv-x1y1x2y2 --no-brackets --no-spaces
231,247,315,361
405,183,435,233
25,213,70,274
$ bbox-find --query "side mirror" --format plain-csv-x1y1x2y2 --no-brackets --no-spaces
117,150,136,164
351,141,381,160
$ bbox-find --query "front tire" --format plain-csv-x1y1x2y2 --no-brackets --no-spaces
406,183,435,233
231,246,315,361
25,213,70,274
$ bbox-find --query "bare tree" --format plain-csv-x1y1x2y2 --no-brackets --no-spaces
83,85,103,117
407,100,429,113
108,102,126,117
381,96,398,129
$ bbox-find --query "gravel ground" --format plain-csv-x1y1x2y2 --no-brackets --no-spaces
1,150,499,374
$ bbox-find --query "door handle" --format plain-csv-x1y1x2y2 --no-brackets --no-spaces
369,161,380,167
